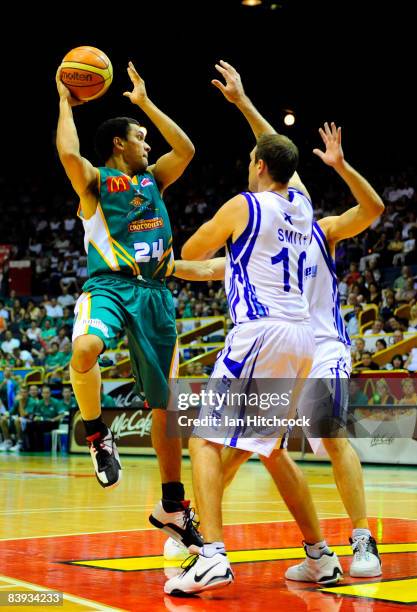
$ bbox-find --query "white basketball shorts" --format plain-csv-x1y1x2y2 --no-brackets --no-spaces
299,339,352,455
193,319,315,457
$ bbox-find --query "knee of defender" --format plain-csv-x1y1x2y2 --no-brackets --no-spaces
260,448,287,468
189,437,213,456
322,437,349,455
71,339,101,372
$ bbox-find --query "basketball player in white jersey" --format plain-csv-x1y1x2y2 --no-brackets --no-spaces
164,87,344,595
187,61,383,582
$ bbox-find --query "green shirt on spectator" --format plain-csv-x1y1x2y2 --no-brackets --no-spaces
393,276,407,290
59,316,74,329
11,397,39,416
41,327,57,341
60,398,77,411
36,398,65,419
45,352,67,369
59,351,72,368
39,315,54,330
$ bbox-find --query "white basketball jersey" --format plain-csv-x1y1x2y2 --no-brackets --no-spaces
225,189,313,325
303,221,350,346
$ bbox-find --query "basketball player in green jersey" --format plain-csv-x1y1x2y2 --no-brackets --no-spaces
55,61,202,548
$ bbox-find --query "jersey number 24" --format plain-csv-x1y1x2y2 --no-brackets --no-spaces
134,239,164,263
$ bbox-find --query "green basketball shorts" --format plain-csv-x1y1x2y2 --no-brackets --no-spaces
72,274,178,409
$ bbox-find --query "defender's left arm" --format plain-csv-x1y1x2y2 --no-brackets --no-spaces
181,195,246,260
314,122,384,243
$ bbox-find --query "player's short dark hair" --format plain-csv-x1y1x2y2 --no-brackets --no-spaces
255,133,299,184
95,117,141,164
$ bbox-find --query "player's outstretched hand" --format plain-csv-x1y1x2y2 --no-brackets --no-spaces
123,61,148,106
313,122,344,168
55,67,84,106
212,60,246,104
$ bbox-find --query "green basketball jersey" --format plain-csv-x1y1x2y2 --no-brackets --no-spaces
80,167,174,280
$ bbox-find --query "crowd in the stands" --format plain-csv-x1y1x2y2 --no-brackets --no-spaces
1,160,417,452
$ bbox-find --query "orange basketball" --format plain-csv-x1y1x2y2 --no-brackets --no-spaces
60,46,113,102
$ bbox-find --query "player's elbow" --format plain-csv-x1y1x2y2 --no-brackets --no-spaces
182,141,195,161
181,242,194,260
377,198,385,215
374,196,385,215
369,197,385,223
174,137,195,163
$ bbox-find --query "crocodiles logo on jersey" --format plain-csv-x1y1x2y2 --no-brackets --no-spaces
128,217,164,232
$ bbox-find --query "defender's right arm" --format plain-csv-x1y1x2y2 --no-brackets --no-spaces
174,257,226,281
212,60,310,199
56,69,98,218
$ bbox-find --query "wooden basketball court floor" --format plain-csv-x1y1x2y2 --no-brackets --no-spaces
0,453,416,611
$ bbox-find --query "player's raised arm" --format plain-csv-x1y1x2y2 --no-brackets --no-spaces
123,61,194,193
314,122,385,244
212,60,276,138
212,60,310,200
174,258,226,281
181,195,247,261
55,68,98,203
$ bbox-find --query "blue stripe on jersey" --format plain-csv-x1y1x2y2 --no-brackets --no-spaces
239,193,268,319
228,192,255,261
312,228,350,346
226,242,241,324
227,193,268,321
239,260,269,318
240,192,260,267
334,283,351,345
288,187,313,207
226,192,258,323
312,225,351,346
227,276,238,324
313,222,336,272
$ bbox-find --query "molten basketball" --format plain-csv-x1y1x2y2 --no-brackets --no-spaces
60,46,113,102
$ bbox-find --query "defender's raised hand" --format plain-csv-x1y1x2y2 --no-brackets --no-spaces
123,61,148,106
313,122,344,169
212,60,246,104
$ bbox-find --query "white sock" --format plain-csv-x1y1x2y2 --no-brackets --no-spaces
352,528,371,539
202,542,226,557
305,540,331,559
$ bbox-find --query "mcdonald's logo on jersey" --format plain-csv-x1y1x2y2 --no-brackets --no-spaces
107,176,130,193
